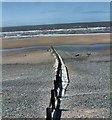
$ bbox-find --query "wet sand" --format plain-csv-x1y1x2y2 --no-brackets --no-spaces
2,34,110,49
2,33,110,64
2,48,54,64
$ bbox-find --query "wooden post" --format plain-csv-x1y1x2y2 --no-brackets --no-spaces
46,107,52,120
54,80,57,89
56,74,59,83
51,89,55,111
54,80,57,97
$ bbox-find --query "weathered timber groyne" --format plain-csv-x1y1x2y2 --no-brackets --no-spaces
46,46,70,120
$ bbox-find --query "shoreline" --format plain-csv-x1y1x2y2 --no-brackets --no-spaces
2,33,110,39
2,33,110,65
2,33,110,49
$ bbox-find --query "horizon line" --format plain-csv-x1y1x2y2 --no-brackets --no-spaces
1,20,110,28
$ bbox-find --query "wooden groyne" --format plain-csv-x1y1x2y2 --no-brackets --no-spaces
46,46,70,120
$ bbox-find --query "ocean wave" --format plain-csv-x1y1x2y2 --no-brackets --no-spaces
1,27,110,39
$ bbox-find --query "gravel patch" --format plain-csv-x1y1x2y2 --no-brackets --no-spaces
55,45,110,118
2,62,55,118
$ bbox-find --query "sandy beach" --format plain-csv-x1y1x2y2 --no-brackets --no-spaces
2,34,110,49
2,33,110,64
2,34,111,118
2,48,54,64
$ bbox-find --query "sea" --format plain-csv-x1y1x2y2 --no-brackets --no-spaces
1,21,110,39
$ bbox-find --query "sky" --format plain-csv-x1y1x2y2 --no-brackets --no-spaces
2,2,110,27
1,0,111,2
